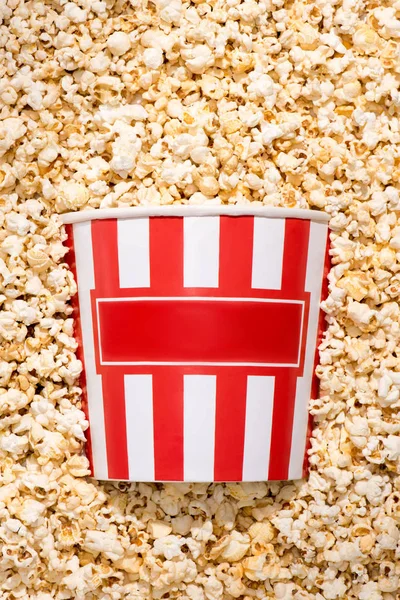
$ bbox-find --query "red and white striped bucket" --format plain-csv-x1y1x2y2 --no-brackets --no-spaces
62,206,330,482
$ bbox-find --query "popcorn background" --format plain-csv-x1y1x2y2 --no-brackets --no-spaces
1,0,400,598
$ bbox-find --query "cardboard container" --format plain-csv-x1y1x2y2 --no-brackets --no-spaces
62,206,330,482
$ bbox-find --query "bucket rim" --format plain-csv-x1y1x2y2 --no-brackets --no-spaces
61,205,330,225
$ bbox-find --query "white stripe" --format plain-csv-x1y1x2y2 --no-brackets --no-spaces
98,296,303,304
251,217,285,290
184,375,216,481
117,218,150,288
288,222,328,479
184,217,219,288
73,222,108,479
242,376,275,481
101,361,300,367
124,375,154,481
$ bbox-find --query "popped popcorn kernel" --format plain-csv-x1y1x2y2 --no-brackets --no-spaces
106,31,132,57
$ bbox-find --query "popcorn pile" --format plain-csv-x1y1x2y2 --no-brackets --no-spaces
1,0,400,597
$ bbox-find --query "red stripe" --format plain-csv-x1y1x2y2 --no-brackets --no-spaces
268,219,311,480
91,220,120,295
268,372,298,480
281,219,310,293
91,219,129,478
303,234,330,477
149,217,184,295
64,224,94,472
90,291,102,374
297,292,310,376
219,216,254,297
153,369,184,480
149,218,184,480
101,371,129,479
214,373,247,481
212,216,253,481
98,299,303,365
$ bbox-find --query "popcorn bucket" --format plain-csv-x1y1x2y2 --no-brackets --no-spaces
62,206,330,482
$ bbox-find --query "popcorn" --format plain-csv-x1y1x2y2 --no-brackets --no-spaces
82,530,124,561
0,0,399,597
181,45,215,74
106,31,131,57
148,520,173,539
0,389,30,414
110,133,142,178
154,0,182,25
153,535,185,559
0,433,29,455
63,3,87,24
143,48,164,69
347,301,375,327
5,213,32,237
217,531,250,561
0,118,27,158
89,52,111,74
242,554,268,581
247,72,277,106
320,577,348,599
19,498,46,525
197,176,220,197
